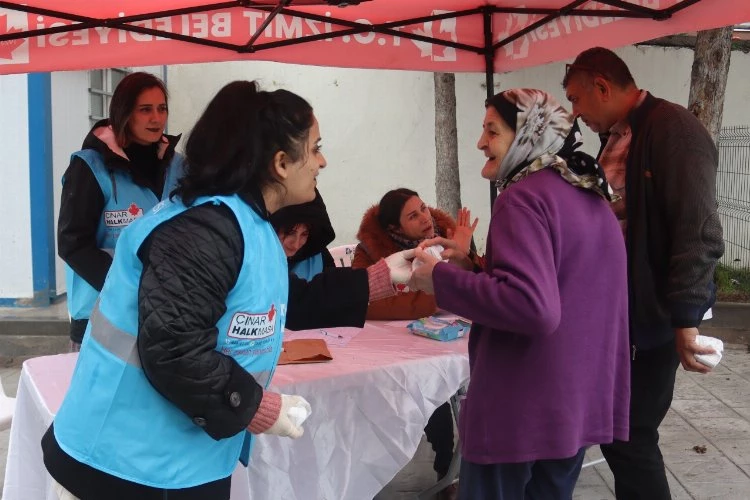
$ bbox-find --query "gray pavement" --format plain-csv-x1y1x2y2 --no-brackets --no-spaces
2,346,750,499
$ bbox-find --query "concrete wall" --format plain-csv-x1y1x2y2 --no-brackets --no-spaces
50,71,89,295
0,74,32,300
167,45,750,252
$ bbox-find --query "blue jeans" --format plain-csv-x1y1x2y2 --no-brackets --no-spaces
458,447,586,499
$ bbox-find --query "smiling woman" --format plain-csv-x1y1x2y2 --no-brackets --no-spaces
43,80,416,500
409,89,630,498
57,71,184,351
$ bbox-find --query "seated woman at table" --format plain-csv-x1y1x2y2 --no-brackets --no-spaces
410,89,630,499
41,81,415,500
352,188,477,320
352,188,476,498
271,188,336,281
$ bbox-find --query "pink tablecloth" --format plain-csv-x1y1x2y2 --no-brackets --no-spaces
3,321,468,500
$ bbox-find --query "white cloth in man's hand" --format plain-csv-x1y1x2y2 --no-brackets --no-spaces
694,335,724,368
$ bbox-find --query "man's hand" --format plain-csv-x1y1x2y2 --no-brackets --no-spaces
447,207,479,254
408,247,440,294
675,327,716,374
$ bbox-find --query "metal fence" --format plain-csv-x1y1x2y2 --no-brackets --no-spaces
717,125,750,269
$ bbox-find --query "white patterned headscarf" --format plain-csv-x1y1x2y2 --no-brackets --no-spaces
490,88,616,201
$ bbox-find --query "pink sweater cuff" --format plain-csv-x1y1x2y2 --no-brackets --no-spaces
247,391,281,434
367,259,396,302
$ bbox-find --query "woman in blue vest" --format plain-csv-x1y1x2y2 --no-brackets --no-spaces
42,81,413,500
271,188,336,281
58,72,183,351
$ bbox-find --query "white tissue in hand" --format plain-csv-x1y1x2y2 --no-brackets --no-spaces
412,245,445,271
287,403,311,428
694,335,724,368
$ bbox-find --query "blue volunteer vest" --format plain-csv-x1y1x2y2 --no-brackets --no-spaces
53,194,288,489
64,148,184,321
290,253,324,281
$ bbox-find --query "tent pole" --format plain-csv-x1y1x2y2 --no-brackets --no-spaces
483,8,497,207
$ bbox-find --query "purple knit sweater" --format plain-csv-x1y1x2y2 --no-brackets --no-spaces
434,169,630,464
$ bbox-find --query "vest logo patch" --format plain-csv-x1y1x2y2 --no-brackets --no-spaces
104,203,144,227
227,305,277,339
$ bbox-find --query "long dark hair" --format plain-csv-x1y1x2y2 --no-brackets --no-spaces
377,188,419,230
109,72,168,148
175,81,314,206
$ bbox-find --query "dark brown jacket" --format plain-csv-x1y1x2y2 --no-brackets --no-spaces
616,92,724,350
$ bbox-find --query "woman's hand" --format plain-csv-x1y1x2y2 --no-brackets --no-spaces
409,247,440,294
248,393,311,439
448,207,478,254
384,248,415,284
419,237,473,270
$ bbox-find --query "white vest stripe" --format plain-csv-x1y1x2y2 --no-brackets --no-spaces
88,302,142,368
89,302,274,386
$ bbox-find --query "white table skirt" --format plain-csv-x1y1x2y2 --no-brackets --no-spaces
3,321,468,500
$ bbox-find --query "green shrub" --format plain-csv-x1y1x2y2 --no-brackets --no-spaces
715,264,750,302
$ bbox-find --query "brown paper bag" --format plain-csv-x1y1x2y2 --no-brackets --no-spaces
278,339,333,365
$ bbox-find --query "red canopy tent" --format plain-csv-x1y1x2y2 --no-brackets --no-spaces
1,0,748,76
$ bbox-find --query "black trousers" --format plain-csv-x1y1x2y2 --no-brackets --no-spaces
69,318,88,344
424,402,455,479
458,447,586,499
43,425,231,500
600,339,680,500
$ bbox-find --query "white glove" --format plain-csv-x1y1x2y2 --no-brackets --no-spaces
265,394,311,439
384,249,415,284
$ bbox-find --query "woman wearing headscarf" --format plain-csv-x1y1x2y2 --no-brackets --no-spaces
410,89,631,499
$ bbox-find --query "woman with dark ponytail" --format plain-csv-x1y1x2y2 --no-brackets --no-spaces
43,81,414,499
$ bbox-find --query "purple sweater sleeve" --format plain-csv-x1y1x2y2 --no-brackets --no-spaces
432,199,561,336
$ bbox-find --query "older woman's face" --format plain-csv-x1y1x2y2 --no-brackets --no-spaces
397,196,435,241
477,106,515,180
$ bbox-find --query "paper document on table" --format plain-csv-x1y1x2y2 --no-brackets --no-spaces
284,326,362,347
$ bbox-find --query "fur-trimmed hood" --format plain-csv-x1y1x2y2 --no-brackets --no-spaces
355,205,456,262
